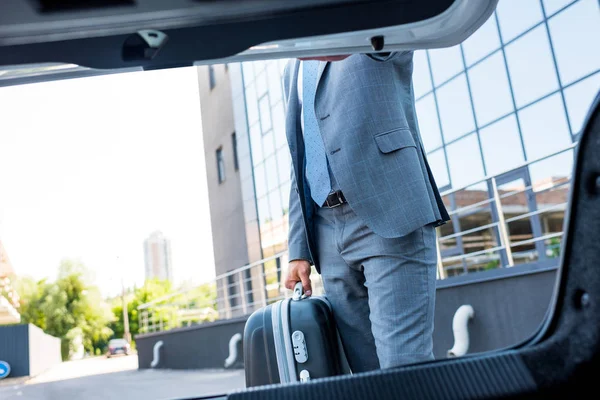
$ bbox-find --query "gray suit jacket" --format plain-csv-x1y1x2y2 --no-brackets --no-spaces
284,52,450,272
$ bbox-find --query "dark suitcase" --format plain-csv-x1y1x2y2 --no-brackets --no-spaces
243,283,351,387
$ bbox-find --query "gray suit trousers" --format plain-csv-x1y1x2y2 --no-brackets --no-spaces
315,203,437,372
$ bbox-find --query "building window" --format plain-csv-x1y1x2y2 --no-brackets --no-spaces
209,65,216,90
436,74,476,143
216,147,226,183
227,275,238,308
505,25,558,108
232,132,239,171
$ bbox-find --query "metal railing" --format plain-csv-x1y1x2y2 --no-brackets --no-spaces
138,144,576,333
138,252,325,334
436,144,575,278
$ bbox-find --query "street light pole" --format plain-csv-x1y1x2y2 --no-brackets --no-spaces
121,278,131,343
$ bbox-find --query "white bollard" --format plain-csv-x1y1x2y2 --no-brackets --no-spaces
224,333,243,368
150,340,164,368
447,305,475,357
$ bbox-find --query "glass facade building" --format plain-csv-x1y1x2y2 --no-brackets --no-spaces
228,0,599,293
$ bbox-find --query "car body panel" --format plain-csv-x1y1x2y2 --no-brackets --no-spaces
0,0,497,86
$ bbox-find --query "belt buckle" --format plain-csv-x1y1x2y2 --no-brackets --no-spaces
326,191,344,208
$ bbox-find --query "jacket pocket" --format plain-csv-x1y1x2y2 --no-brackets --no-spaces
374,128,416,154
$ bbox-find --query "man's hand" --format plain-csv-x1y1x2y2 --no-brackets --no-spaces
298,55,350,62
285,260,313,296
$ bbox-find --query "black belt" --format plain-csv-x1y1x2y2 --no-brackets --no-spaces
323,190,347,208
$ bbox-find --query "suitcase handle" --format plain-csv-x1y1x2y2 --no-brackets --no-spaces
292,282,306,301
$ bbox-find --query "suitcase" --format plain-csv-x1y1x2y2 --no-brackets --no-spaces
243,283,351,387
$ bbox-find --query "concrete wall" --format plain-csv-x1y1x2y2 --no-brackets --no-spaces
27,324,61,377
198,64,251,317
0,324,61,378
198,64,249,279
433,266,557,357
136,317,247,370
136,267,557,370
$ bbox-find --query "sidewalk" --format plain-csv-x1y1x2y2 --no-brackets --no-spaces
0,355,245,400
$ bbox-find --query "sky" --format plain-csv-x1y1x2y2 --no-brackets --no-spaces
0,66,216,298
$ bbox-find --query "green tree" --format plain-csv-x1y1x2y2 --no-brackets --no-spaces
16,259,114,360
109,279,218,340
13,276,48,330
109,279,173,343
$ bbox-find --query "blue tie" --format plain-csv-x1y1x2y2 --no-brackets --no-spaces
303,61,332,206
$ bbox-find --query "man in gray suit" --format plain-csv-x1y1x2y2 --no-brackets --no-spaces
283,51,450,372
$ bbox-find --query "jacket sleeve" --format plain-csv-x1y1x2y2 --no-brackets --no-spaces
283,60,313,264
288,163,313,264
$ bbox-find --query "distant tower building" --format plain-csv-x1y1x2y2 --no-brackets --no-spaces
143,231,173,281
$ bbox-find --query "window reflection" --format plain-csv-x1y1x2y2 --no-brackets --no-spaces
496,0,543,43
265,155,279,192
479,115,524,176
413,50,433,98
564,72,600,134
543,0,577,17
436,74,476,142
252,60,266,75
262,130,275,158
519,94,572,160
276,149,291,183
462,13,501,66
528,150,573,261
255,70,268,97
457,205,496,260
528,150,574,192
468,52,514,126
497,177,540,266
416,94,442,151
242,62,254,85
427,149,450,189
259,95,272,133
268,190,283,221
267,61,282,100
254,163,267,198
257,197,271,225
505,25,559,107
280,180,291,209
428,45,464,86
249,123,263,166
446,133,485,189
245,82,259,125
548,0,600,85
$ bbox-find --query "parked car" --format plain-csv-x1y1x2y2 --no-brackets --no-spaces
107,339,130,358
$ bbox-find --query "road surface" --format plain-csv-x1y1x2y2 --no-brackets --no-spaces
0,355,245,400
